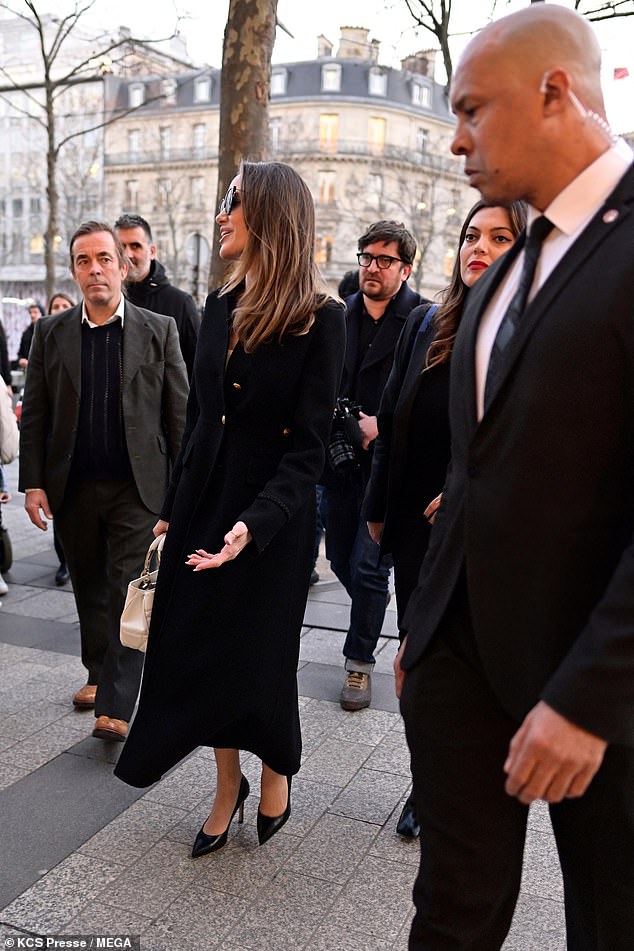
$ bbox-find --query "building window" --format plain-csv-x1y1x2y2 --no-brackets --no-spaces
321,64,341,92
125,179,139,209
368,117,386,156
157,178,172,208
416,127,429,154
30,196,41,215
412,79,431,107
443,247,455,278
128,128,140,156
159,126,171,160
12,198,23,217
318,171,336,205
192,123,206,155
270,69,287,96
368,173,383,208
128,83,145,108
191,176,204,206
319,114,339,153
269,117,282,153
316,234,333,265
193,76,211,103
162,78,177,105
30,233,43,254
368,67,387,97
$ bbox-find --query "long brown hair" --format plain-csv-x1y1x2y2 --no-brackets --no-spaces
426,200,527,369
220,161,331,351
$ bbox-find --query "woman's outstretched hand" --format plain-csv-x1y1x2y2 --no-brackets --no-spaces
186,521,252,571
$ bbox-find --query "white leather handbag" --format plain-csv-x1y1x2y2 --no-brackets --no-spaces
119,533,166,653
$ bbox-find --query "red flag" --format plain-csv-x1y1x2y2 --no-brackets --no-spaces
613,67,630,80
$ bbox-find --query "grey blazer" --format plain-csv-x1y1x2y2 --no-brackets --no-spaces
18,299,188,514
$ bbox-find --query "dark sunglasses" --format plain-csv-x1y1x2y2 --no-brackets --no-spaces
219,185,241,215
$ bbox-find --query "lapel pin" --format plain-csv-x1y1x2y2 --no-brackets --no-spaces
602,209,619,223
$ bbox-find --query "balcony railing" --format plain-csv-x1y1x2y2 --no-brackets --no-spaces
104,141,459,174
104,147,219,166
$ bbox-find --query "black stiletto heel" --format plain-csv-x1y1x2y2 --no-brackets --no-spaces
257,775,292,846
192,774,250,858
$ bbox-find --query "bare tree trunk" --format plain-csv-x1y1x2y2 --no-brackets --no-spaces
44,77,58,301
209,0,278,290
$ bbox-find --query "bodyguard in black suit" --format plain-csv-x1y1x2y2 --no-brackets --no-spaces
19,222,188,741
396,7,634,950
324,220,423,711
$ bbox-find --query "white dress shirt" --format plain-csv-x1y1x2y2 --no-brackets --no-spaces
475,138,634,421
81,295,125,328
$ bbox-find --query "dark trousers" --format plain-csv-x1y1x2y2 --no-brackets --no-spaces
55,478,156,721
325,476,392,669
401,579,634,951
53,521,65,568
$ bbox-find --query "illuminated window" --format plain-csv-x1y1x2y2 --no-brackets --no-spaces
443,248,455,278
316,234,333,264
318,171,336,204
368,117,386,156
319,114,339,153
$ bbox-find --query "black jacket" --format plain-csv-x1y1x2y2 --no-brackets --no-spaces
403,164,634,747
0,322,10,386
125,259,200,379
330,281,424,484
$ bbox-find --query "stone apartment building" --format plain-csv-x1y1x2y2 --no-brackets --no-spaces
103,27,473,300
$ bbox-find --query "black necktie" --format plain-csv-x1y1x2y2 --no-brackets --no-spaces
484,215,555,409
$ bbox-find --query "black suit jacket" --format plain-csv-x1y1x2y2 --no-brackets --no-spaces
18,300,188,514
403,163,634,748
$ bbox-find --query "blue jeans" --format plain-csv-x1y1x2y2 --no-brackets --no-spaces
325,478,392,670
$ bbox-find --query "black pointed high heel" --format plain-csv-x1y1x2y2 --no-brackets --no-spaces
191,774,250,858
257,775,292,846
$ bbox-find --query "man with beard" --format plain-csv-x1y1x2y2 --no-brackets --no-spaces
115,214,199,379
324,220,424,710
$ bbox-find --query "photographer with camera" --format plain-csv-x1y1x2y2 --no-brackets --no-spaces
322,221,425,711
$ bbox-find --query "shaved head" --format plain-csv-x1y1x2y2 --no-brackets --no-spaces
449,5,611,210
465,5,604,115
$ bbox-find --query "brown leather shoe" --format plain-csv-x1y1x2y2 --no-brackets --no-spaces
72,684,97,709
92,716,128,742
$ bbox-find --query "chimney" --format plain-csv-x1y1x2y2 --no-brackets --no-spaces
317,34,333,58
401,48,437,79
337,26,376,61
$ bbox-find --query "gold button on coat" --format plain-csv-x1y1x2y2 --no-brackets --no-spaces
282,427,291,436
221,415,226,424
232,382,241,390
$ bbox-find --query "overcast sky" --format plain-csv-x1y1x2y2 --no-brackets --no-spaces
56,0,634,132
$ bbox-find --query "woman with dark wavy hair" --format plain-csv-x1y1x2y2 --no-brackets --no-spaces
363,199,526,837
115,161,346,855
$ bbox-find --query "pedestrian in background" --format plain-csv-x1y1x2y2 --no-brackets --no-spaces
364,199,526,838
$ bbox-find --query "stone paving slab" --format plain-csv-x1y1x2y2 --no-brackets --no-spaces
0,458,567,949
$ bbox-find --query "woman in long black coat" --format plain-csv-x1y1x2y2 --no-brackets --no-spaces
115,161,346,856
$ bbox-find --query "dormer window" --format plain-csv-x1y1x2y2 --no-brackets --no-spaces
162,78,177,105
321,64,342,92
411,78,431,107
193,76,211,103
368,67,387,97
271,69,287,96
128,83,145,108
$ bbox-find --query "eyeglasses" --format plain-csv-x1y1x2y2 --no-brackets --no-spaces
357,252,403,269
219,185,241,215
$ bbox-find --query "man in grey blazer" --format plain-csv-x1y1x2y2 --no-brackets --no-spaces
395,7,634,950
19,221,188,741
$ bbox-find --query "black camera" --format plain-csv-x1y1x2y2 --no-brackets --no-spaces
327,398,363,474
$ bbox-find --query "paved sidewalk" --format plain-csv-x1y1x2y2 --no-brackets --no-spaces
0,460,566,950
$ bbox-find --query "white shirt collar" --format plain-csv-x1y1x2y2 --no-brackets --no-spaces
529,137,634,237
81,295,125,328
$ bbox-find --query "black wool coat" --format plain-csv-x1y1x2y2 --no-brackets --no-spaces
115,291,346,787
